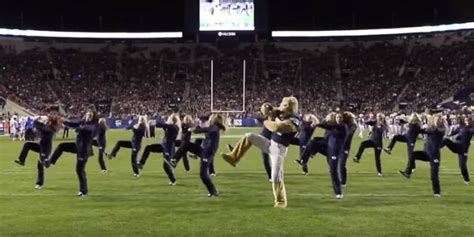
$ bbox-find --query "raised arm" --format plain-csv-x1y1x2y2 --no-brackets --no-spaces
34,120,54,133
316,123,345,132
365,120,376,126
193,126,210,134
63,118,84,128
449,127,461,137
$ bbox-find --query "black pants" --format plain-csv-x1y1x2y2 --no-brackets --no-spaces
301,137,327,164
149,126,155,138
193,139,215,174
442,139,469,182
200,154,218,195
406,151,441,195
50,142,77,165
140,144,175,182
173,140,190,172
92,140,107,171
175,141,217,194
18,142,45,185
339,149,350,185
25,129,35,141
387,135,417,169
327,154,342,195
355,140,382,173
110,141,140,175
387,135,407,150
63,128,69,139
163,145,176,182
175,139,214,174
76,156,89,194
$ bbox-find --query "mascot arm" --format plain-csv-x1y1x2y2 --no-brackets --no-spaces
264,120,297,133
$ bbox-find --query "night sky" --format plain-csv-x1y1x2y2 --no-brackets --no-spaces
1,0,474,32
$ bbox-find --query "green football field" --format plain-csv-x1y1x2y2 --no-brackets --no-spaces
1,128,473,237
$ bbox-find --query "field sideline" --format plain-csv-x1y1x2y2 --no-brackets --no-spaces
0,128,473,237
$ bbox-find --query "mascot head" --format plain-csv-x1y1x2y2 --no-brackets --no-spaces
260,103,274,117
278,96,299,118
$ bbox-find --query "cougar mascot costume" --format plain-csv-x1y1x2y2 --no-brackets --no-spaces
222,96,300,208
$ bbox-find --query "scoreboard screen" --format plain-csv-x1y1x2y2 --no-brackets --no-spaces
200,0,254,31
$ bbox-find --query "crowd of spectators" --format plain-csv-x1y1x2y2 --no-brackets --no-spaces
0,35,472,119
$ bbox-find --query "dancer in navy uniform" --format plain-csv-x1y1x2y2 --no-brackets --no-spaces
175,114,226,196
137,114,180,185
340,112,357,187
92,118,108,172
107,116,148,177
67,111,98,197
170,115,195,173
353,113,387,176
293,114,318,175
384,113,422,172
314,113,347,199
45,108,99,197
295,113,332,174
440,115,473,184
400,114,446,197
45,118,107,173
14,115,61,189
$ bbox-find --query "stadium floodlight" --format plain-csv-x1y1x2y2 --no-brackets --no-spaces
272,22,474,37
0,28,183,39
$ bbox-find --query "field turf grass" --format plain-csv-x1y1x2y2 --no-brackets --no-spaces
1,128,473,236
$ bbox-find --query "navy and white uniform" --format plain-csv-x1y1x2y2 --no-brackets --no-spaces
339,123,357,186
172,123,192,172
92,124,107,171
299,129,330,165
171,124,222,194
139,122,179,183
316,122,348,195
16,120,55,186
441,125,473,182
387,122,422,169
50,118,97,195
110,124,147,175
193,125,222,195
405,126,446,195
354,120,387,174
297,121,316,157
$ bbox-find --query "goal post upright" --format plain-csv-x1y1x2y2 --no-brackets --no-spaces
210,59,214,112
242,59,246,113
210,59,246,114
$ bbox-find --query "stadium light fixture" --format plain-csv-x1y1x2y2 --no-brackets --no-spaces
0,28,183,39
272,22,474,37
